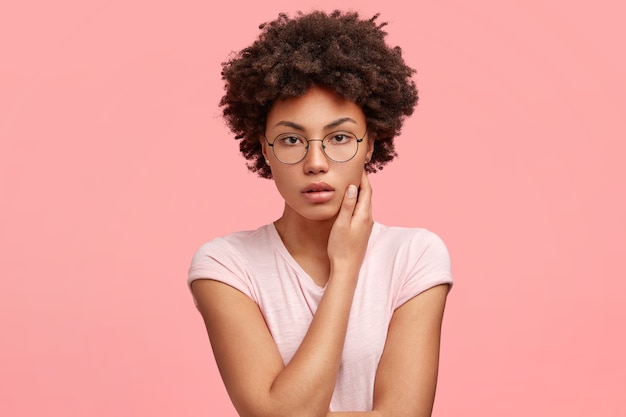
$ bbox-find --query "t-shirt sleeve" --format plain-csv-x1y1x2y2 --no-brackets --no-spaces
187,238,256,304
394,230,453,309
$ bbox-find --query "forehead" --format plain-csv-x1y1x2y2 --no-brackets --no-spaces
266,86,366,132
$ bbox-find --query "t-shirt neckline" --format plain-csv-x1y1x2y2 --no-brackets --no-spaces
267,222,328,292
266,221,381,292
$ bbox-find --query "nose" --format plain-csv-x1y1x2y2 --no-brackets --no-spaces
302,139,329,174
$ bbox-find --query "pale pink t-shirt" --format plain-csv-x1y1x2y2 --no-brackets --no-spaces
188,222,453,412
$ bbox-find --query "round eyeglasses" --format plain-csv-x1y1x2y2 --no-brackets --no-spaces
265,130,367,164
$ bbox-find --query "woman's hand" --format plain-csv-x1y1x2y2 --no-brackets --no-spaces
327,171,374,274
193,173,374,417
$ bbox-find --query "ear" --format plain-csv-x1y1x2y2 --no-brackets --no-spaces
259,135,269,159
365,134,375,162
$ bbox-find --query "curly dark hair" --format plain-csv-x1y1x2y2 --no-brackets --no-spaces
220,10,418,179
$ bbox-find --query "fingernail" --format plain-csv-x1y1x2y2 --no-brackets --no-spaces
347,185,357,198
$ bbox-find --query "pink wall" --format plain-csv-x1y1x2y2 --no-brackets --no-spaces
1,1,624,416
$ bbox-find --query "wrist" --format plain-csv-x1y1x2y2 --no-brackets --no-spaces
328,262,360,286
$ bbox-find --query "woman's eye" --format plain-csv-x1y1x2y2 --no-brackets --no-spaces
329,133,353,144
279,135,304,146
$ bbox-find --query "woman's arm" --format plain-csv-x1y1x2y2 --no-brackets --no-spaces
325,284,449,417
193,273,357,417
377,283,449,417
192,176,373,417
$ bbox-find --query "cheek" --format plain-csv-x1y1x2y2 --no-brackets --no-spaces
271,169,298,195
339,164,366,187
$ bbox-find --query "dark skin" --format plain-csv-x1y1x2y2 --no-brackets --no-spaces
192,87,449,416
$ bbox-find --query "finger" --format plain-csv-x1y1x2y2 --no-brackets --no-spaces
354,171,372,218
334,184,359,225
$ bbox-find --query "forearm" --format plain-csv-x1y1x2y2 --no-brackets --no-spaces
207,180,374,417
265,267,359,417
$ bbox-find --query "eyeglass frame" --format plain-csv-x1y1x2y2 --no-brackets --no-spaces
263,129,368,164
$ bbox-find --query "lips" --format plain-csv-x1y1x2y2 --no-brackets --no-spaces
302,182,335,203
303,182,335,193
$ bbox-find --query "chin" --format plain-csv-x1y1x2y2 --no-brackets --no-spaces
297,205,340,222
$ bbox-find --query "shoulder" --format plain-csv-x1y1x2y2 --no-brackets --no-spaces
368,222,453,303
371,222,450,260
191,223,274,261
188,224,275,288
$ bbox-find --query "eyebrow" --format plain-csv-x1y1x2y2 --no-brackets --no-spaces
273,117,358,131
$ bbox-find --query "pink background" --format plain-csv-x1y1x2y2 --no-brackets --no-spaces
1,0,625,416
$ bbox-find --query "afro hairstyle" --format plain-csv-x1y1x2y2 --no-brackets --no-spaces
219,10,418,178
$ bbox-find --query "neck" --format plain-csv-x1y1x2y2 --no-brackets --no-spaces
273,206,336,256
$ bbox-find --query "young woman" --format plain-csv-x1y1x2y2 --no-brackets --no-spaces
189,10,453,417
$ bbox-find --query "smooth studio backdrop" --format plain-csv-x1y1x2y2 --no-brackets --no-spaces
1,1,625,416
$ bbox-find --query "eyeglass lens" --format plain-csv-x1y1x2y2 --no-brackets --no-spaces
271,131,360,164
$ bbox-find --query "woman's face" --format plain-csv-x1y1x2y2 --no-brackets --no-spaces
261,85,374,222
